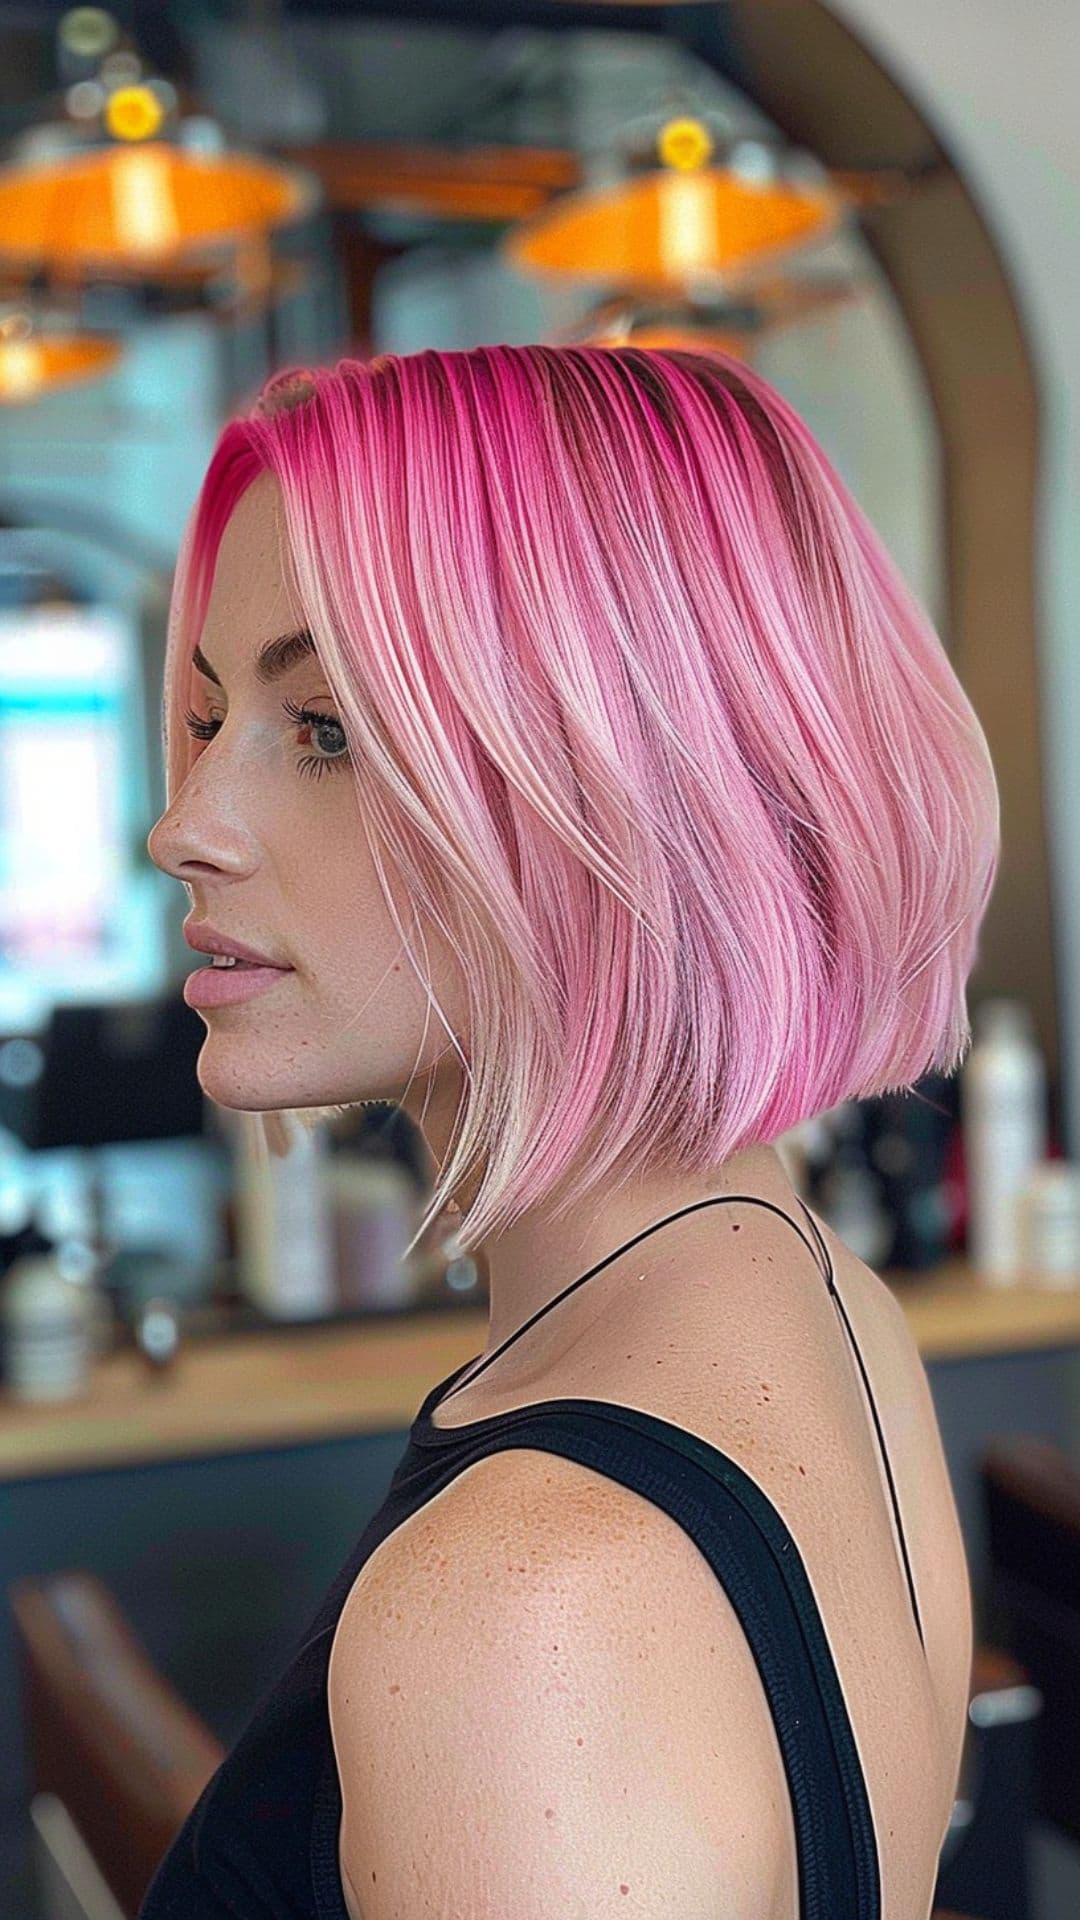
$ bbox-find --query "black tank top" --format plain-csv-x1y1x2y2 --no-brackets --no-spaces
138,1194,926,1919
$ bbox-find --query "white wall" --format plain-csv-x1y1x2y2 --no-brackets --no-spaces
822,0,1080,1150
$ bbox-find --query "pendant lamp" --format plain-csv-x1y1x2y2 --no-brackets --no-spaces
505,117,846,296
0,308,121,403
558,273,861,362
0,142,317,278
0,85,318,281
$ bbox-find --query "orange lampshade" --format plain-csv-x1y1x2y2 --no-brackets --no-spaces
0,142,318,270
505,164,842,293
0,332,121,401
590,324,751,357
562,271,860,361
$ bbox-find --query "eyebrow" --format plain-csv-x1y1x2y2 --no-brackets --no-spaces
192,627,317,689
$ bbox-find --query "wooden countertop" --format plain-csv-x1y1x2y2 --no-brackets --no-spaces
2,1258,1079,1482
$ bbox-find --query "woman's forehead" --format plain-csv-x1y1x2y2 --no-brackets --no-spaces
201,482,303,667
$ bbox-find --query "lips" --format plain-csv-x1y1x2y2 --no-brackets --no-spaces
182,921,292,969
184,958,294,1009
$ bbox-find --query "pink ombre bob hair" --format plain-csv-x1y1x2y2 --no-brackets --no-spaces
162,343,1000,1252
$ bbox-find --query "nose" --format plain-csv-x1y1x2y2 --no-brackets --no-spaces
147,708,272,887
146,778,256,886
146,811,168,873
146,796,202,882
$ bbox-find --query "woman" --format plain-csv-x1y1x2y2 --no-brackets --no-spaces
144,343,998,1919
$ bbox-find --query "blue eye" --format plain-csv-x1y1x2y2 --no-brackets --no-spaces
181,697,351,784
280,696,351,781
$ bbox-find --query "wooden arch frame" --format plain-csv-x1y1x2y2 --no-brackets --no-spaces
709,0,1054,1082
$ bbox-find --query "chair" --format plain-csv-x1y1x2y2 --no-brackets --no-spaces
9,1572,225,1920
980,1435,1080,1845
937,1635,1043,1920
930,1431,1080,1920
28,1792,127,1920
9,1569,995,1920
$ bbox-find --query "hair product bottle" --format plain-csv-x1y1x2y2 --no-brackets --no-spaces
234,1111,338,1319
0,1215,99,1402
328,1156,417,1311
960,999,1047,1283
1016,1160,1080,1289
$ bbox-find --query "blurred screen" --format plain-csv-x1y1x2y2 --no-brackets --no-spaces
0,601,156,1022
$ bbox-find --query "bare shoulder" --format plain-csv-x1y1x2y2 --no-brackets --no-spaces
328,1447,794,1920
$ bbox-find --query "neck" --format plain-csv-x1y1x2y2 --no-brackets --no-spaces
477,1144,801,1359
403,1071,804,1373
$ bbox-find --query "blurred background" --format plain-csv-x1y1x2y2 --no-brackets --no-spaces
0,2,1076,1916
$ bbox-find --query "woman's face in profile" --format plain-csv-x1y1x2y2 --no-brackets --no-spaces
147,471,465,1123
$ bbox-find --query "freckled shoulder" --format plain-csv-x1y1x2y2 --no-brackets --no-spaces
327,1446,792,1920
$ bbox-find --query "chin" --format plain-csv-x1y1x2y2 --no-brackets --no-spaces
193,1052,328,1115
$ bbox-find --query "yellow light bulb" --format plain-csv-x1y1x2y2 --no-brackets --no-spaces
104,84,164,142
657,117,714,173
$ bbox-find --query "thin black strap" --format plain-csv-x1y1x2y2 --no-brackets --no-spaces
439,1192,828,1399
794,1198,926,1654
443,1189,926,1654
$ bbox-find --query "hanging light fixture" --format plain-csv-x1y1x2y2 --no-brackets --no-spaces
554,273,862,364
505,115,847,298
0,11,322,395
0,9,319,294
0,127,317,279
0,305,121,403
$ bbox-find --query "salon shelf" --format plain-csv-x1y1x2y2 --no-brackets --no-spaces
1,1258,1079,1481
0,1301,488,1483
887,1254,1080,1360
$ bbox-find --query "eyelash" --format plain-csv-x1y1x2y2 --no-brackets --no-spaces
181,695,351,783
